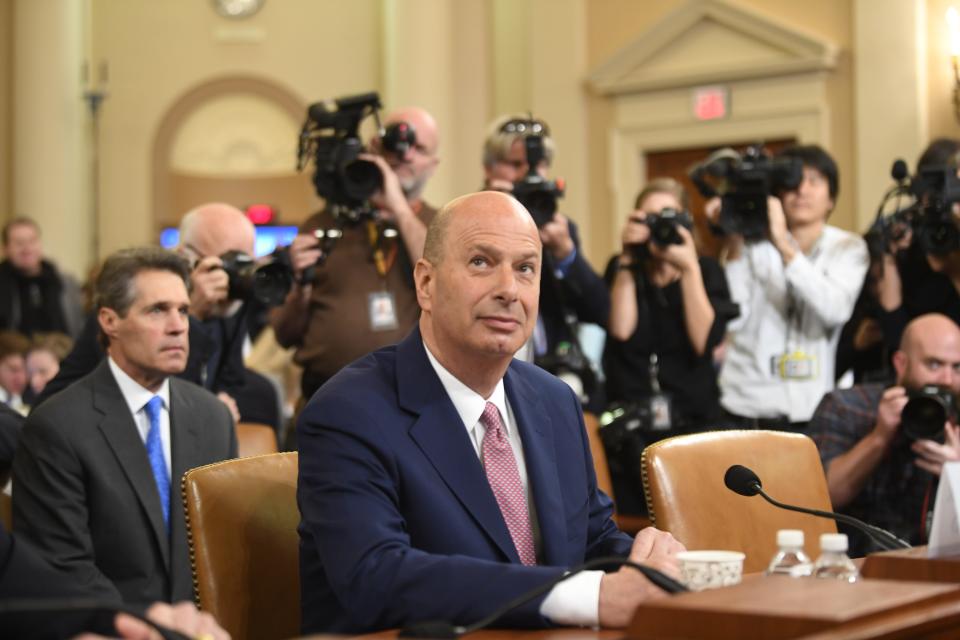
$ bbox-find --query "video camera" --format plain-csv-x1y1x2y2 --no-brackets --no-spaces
900,384,958,442
870,159,960,257
689,145,803,240
511,132,565,228
297,92,384,222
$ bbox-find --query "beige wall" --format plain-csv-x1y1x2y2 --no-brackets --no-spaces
584,0,855,264
2,0,959,276
927,0,960,143
90,0,382,262
0,0,11,220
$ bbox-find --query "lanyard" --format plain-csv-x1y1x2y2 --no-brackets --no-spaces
366,220,398,279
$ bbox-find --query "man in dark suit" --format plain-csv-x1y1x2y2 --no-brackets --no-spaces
33,203,281,435
12,247,237,606
298,191,683,634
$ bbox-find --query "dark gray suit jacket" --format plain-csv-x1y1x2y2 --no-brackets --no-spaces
11,360,237,605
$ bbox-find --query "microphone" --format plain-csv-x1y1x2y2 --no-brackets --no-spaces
398,556,687,638
891,158,909,183
724,465,911,551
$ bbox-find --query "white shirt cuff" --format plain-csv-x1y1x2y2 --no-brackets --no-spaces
538,569,603,627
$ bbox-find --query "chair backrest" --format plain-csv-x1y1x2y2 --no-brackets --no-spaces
642,430,836,573
182,452,299,640
584,413,614,499
236,422,278,458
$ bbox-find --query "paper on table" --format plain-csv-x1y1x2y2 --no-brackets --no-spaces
928,461,960,557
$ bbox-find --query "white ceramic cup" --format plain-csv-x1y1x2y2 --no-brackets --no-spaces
676,550,745,591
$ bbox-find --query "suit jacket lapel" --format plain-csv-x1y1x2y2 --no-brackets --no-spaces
504,363,566,566
93,362,170,570
397,329,521,563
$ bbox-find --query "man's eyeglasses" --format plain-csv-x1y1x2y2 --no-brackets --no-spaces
499,117,549,137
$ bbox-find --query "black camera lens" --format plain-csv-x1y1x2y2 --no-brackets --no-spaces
341,158,383,201
252,262,294,307
901,385,956,441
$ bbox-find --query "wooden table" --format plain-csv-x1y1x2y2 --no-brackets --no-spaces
304,577,960,640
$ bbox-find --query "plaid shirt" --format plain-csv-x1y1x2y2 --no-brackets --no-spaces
809,383,935,556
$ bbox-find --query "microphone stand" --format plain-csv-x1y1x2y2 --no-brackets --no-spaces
753,485,911,551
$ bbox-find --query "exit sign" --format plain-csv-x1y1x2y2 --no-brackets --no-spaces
693,86,729,121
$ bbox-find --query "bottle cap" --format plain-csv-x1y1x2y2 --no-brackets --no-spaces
820,533,848,553
777,529,804,547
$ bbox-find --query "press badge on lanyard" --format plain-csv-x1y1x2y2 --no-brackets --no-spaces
367,220,399,331
368,291,399,331
770,351,818,380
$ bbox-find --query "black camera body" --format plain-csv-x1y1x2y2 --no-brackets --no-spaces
219,250,294,307
911,165,960,255
644,207,693,246
297,92,383,219
512,135,565,228
900,384,958,441
690,145,803,240
536,341,597,407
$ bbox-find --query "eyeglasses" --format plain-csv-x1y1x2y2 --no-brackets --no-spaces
499,117,550,137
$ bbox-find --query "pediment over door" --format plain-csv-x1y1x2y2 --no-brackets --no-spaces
587,0,837,95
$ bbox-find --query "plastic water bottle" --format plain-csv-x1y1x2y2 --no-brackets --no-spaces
765,529,813,577
813,533,859,582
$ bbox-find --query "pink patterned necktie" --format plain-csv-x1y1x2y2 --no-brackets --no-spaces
480,401,537,566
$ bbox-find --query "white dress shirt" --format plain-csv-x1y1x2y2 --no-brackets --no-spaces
423,344,603,627
108,357,172,476
719,225,869,422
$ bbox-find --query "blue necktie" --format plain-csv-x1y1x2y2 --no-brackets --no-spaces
144,396,170,532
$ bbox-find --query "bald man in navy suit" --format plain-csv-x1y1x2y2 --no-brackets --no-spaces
298,192,684,633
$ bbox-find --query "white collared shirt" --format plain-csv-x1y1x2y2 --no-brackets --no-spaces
422,343,603,627
720,226,869,422
108,357,172,476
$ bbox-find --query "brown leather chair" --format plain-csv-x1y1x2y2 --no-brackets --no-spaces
236,421,278,458
584,413,650,535
182,452,299,640
641,430,836,573
0,491,10,532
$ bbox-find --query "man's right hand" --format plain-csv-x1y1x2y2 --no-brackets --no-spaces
598,527,685,628
190,256,229,321
288,233,323,283
873,386,908,445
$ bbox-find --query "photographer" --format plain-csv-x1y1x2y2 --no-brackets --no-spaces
34,204,280,428
271,106,439,400
875,138,960,352
604,178,736,430
715,144,869,429
809,313,960,555
482,115,608,399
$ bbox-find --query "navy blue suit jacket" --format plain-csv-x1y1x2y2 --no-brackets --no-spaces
297,328,633,633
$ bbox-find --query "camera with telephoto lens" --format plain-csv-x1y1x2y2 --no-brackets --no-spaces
644,207,693,247
218,250,294,307
297,92,384,222
689,145,803,240
512,135,565,228
900,384,958,441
